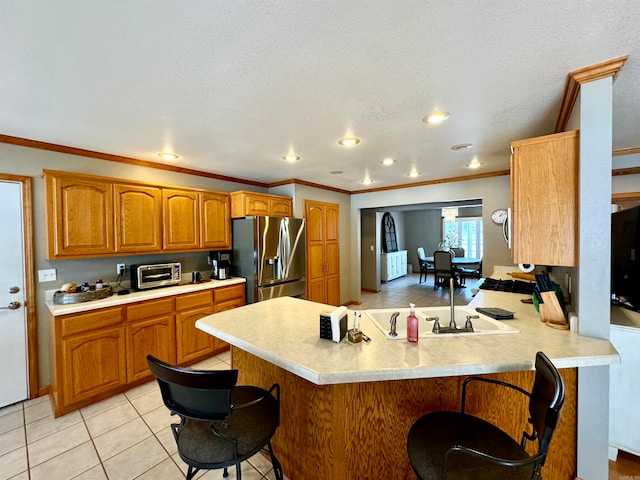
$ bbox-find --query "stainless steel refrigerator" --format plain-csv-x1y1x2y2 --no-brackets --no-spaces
231,216,306,303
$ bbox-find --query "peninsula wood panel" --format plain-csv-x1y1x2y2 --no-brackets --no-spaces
233,348,577,480
114,183,162,253
510,130,578,266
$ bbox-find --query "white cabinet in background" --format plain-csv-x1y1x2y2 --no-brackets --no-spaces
609,308,640,460
381,250,408,282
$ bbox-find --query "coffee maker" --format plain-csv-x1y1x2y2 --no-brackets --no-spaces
210,251,232,280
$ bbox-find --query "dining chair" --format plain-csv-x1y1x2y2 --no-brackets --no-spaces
450,247,465,258
407,351,565,480
417,247,431,283
433,250,459,290
147,355,284,480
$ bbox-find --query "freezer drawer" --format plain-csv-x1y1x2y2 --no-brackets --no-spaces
257,279,306,302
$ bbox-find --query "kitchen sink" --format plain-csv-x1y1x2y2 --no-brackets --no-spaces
364,306,519,339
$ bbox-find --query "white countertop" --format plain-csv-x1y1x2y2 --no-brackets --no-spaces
46,277,246,316
195,286,619,385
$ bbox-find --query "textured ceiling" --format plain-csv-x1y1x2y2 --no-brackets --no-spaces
1,1,638,191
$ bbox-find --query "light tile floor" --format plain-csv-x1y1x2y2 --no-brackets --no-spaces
357,271,476,310
0,273,472,480
0,351,287,480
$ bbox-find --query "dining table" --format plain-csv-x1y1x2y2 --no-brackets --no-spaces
425,256,481,266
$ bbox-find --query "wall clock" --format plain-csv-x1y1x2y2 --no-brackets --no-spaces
491,208,508,225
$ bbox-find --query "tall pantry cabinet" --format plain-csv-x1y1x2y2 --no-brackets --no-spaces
305,200,340,306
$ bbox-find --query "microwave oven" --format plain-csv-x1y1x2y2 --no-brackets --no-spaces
130,262,182,290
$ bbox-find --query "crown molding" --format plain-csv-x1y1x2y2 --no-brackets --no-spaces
555,55,628,133
0,134,269,188
352,170,511,194
613,147,640,157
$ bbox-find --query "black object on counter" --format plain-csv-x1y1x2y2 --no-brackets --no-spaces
479,278,535,295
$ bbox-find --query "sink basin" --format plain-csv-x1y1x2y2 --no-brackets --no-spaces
364,306,519,339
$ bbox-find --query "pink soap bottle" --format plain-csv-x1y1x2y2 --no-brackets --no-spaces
407,303,418,343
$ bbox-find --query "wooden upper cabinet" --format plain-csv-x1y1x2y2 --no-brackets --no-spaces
44,171,114,258
230,191,293,218
200,191,231,250
163,189,200,251
114,184,162,253
44,170,233,258
510,130,579,266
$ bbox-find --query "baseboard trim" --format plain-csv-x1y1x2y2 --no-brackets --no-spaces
361,288,381,293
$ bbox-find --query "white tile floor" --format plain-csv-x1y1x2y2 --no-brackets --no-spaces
0,273,471,480
0,351,287,480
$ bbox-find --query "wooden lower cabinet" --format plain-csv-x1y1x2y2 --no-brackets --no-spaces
61,327,126,408
50,306,126,417
50,283,245,417
125,298,175,383
176,291,216,365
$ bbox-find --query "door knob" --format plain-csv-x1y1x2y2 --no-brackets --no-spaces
8,286,20,294
0,301,21,310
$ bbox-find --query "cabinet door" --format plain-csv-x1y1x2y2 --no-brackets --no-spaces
163,189,200,250
213,297,245,351
306,203,326,303
176,305,215,365
126,315,174,383
270,197,292,217
201,192,231,249
45,172,114,258
305,201,340,305
244,194,271,216
61,327,126,406
324,204,340,305
115,184,162,253
511,130,578,266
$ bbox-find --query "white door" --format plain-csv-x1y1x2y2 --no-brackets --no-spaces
0,181,28,407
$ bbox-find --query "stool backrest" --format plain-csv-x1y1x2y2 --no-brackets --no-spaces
147,355,238,422
529,351,565,455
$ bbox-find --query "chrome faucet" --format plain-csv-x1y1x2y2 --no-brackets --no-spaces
449,277,456,329
389,312,399,337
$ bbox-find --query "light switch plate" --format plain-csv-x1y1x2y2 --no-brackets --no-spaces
38,269,57,282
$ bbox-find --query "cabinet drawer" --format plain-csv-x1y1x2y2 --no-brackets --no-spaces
175,290,213,311
214,284,245,303
126,298,174,322
61,306,123,337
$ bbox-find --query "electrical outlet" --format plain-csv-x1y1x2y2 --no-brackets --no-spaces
117,263,126,274
38,269,57,282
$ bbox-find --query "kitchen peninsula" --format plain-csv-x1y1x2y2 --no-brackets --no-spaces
196,291,618,479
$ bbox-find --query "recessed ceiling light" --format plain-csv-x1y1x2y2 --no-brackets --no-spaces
360,176,374,185
283,154,300,162
158,152,179,160
330,170,344,174
380,158,396,166
451,143,473,151
407,169,421,178
423,111,450,124
338,137,360,147
467,158,483,169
